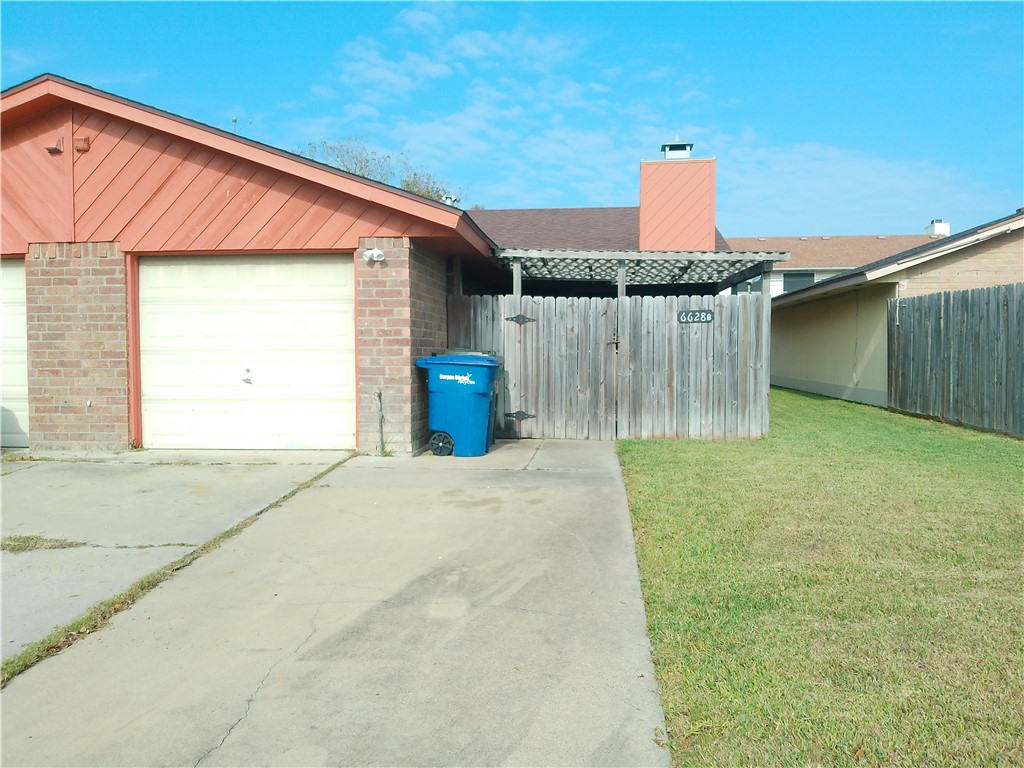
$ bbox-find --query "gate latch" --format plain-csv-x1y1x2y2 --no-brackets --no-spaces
505,314,536,325
505,410,536,421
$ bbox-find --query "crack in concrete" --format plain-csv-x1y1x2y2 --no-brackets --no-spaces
191,590,334,767
90,543,197,550
192,659,278,768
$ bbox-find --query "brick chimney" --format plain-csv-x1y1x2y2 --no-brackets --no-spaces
639,142,716,251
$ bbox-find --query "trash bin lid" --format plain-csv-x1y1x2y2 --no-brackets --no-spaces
416,354,501,368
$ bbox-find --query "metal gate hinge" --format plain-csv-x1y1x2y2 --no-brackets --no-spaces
505,314,536,325
505,410,536,421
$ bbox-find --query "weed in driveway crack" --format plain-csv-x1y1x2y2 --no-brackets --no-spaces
1,535,87,553
0,456,353,688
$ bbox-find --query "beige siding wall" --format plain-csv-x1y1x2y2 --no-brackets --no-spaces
771,283,895,407
900,228,1023,297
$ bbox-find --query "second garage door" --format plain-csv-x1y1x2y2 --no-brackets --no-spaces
139,255,355,449
1,259,30,448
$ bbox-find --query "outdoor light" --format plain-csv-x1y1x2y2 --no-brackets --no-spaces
362,247,385,263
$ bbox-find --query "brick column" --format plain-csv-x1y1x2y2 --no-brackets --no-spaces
25,242,130,451
355,237,449,455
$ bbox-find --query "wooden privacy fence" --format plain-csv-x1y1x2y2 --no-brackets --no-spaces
888,282,1023,437
448,294,770,440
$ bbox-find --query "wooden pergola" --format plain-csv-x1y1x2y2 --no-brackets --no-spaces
498,249,790,297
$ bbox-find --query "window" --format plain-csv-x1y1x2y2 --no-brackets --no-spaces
782,271,815,292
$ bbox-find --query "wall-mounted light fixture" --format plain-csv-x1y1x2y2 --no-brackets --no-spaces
362,247,385,263
45,137,63,155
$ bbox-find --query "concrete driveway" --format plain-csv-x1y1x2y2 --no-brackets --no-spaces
1,450,349,659
1,440,669,767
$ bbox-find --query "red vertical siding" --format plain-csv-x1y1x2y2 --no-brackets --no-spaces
1,107,74,251
1,105,457,256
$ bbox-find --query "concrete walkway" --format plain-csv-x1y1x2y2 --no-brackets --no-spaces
1,440,669,767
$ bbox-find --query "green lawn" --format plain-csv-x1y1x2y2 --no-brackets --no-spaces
619,388,1023,767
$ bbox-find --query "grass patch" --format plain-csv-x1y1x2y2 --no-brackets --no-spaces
1,535,87,553
620,388,1023,767
1,457,351,687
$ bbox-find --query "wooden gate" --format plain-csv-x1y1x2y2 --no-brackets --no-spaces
447,293,770,440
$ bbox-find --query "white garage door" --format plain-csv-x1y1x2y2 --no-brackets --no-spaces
1,259,30,448
139,255,356,449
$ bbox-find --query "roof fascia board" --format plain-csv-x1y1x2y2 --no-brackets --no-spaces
3,76,493,257
863,217,1023,282
773,272,869,308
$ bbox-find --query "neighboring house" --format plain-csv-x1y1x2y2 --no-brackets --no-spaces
770,208,1024,407
727,226,944,296
0,74,503,454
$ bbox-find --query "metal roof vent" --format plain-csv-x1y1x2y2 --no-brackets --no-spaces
925,218,950,237
660,141,693,160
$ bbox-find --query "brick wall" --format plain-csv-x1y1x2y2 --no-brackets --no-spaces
25,242,130,451
902,228,1023,297
409,242,450,451
355,237,450,455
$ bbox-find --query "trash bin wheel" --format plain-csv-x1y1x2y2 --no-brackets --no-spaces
428,431,454,456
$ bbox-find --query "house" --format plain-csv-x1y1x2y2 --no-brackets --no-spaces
727,228,943,296
0,74,504,454
1,77,786,452
770,208,1024,407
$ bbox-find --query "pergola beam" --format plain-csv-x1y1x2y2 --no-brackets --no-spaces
499,248,789,289
500,248,788,263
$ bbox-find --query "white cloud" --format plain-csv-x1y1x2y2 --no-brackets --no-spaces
636,65,677,81
269,5,1014,234
448,30,504,61
309,84,336,100
395,6,445,34
2,47,45,75
715,141,1012,236
334,38,454,103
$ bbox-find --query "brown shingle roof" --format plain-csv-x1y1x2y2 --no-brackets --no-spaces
468,207,731,251
726,235,938,270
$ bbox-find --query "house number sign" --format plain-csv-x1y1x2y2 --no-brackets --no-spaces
677,309,715,324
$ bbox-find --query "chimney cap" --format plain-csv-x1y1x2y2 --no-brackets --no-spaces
660,141,694,160
660,140,693,152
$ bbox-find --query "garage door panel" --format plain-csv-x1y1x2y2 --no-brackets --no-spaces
1,259,30,448
142,308,354,349
140,255,356,450
145,401,355,450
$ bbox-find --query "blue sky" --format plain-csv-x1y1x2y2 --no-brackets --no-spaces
2,1,1021,236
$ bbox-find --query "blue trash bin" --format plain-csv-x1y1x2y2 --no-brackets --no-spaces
416,354,502,457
